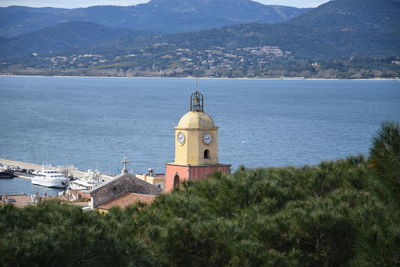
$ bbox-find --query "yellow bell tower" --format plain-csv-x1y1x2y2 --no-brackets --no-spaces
165,91,230,192
174,91,218,165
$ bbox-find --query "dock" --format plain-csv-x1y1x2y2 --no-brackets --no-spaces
0,158,115,181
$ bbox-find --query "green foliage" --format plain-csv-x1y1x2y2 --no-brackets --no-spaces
0,201,155,267
0,122,399,266
369,121,400,203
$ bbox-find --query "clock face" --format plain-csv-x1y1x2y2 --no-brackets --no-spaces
203,134,213,145
177,132,185,145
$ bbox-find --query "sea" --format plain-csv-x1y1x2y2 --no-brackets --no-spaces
0,76,399,195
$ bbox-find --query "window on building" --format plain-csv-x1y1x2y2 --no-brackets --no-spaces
174,175,180,189
204,149,210,159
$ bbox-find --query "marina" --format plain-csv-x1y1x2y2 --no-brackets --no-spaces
0,158,115,181
0,158,116,196
0,156,163,209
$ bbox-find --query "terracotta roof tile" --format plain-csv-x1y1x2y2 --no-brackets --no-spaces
0,195,33,207
98,193,157,210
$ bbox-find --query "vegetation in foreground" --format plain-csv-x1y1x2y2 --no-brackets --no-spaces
0,122,399,266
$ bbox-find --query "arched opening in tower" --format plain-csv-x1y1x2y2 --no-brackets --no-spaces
204,149,210,159
174,175,180,189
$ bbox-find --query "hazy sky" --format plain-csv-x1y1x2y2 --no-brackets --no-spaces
0,0,330,8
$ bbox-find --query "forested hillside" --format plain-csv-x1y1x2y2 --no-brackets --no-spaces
1,0,399,78
0,22,140,59
1,122,399,266
289,0,400,32
0,0,308,37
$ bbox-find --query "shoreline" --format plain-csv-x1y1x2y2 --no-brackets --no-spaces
0,74,399,81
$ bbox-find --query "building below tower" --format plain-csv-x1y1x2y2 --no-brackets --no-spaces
165,163,231,191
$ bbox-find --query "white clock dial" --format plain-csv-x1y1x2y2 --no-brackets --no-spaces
203,134,212,145
177,132,185,145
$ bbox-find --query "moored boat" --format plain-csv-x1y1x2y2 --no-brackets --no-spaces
0,170,14,179
31,167,68,188
68,169,103,191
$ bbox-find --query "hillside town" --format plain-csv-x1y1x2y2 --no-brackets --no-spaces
4,43,398,79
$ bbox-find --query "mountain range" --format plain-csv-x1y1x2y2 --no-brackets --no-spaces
0,0,308,37
0,0,399,78
146,0,400,59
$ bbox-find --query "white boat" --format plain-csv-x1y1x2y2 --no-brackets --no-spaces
31,167,68,188
68,169,103,191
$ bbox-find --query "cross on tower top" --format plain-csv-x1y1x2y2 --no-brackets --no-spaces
120,157,129,174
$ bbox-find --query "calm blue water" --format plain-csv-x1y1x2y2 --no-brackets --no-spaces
0,76,399,195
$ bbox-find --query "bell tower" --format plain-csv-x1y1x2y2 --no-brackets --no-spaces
165,91,231,192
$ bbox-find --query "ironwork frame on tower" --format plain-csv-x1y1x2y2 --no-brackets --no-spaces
190,91,204,112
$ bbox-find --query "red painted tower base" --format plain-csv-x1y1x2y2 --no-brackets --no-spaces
165,164,231,192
